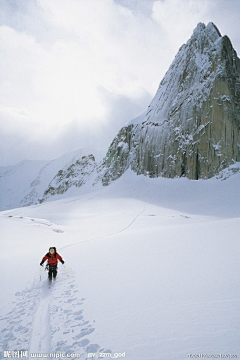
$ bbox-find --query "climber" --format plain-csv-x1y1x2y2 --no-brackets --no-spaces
40,247,65,280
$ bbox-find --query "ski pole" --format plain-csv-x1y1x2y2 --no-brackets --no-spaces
40,265,43,281
63,264,69,276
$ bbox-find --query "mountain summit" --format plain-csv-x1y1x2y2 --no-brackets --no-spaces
99,22,240,183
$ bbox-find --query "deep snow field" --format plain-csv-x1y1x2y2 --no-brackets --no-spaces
0,168,240,360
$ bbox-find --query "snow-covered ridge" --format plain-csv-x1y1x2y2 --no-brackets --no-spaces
40,154,99,203
0,149,105,210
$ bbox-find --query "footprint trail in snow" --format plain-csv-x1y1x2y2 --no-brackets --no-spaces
0,268,109,359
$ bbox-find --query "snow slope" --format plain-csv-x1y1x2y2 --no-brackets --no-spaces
0,168,240,360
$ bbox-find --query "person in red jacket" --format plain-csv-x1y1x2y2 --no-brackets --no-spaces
40,247,65,280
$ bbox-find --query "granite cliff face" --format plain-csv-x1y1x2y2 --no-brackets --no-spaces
99,22,240,183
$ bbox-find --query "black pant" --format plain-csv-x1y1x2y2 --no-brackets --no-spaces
48,265,57,280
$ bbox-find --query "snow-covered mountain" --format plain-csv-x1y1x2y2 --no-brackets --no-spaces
99,22,240,184
0,149,105,210
1,22,240,211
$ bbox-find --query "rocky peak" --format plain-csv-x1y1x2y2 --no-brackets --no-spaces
191,22,221,44
98,22,240,183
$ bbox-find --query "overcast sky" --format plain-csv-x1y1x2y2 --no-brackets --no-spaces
1,0,240,166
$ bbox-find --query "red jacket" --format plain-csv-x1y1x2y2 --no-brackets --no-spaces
41,252,64,266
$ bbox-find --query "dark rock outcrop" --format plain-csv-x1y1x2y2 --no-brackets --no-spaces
40,154,97,202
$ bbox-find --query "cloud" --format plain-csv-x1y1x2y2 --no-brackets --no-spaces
152,0,240,52
152,0,214,47
0,0,240,166
0,88,152,165
0,1,162,125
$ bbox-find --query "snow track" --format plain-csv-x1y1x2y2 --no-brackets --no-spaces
28,281,52,356
60,205,145,250
0,269,111,360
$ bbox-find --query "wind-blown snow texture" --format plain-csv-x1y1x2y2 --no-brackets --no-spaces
100,22,240,183
0,166,240,360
